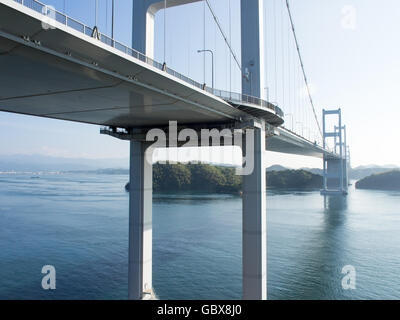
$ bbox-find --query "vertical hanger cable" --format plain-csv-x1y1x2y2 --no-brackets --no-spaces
164,0,167,63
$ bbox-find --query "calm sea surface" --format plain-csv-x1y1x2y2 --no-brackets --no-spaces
0,173,400,300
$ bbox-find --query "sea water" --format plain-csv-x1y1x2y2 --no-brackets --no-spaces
0,173,399,300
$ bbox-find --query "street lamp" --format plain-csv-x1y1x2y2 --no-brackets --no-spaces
264,86,270,101
304,127,311,140
285,113,294,132
296,122,304,136
197,49,214,90
111,0,115,39
95,0,98,27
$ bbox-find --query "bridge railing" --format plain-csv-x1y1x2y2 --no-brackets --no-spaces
205,87,284,118
13,0,284,120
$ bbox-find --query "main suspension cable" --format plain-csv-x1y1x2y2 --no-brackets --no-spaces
229,0,232,92
205,0,241,72
203,0,206,83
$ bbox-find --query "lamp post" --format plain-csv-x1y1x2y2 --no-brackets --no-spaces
285,113,294,131
296,122,304,136
264,87,270,101
197,49,214,91
304,127,311,140
111,0,115,39
95,0,98,27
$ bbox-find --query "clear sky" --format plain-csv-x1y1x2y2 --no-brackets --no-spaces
1,0,399,168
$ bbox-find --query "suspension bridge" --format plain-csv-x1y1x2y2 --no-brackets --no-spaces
0,0,350,300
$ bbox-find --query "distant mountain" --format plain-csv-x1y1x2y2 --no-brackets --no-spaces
0,154,128,172
354,164,399,170
93,168,129,175
356,170,400,191
301,166,400,181
350,166,399,180
267,165,287,172
1,155,397,183
301,167,323,175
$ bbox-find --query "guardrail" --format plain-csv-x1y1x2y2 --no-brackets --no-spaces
205,87,284,118
13,0,284,120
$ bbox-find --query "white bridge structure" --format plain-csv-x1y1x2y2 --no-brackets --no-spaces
0,0,350,300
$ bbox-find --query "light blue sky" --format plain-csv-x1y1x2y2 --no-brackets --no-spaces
1,0,399,168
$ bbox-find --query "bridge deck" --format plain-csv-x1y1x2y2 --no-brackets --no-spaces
0,0,284,127
269,127,338,159
0,0,250,127
0,0,339,159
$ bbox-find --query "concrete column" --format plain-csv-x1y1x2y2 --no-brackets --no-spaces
322,110,327,191
323,158,327,190
242,123,267,300
241,0,265,99
327,159,341,190
343,125,348,189
132,0,157,57
128,140,153,300
338,109,344,193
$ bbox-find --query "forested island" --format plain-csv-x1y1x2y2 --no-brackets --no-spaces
356,170,400,191
125,163,323,194
267,169,322,189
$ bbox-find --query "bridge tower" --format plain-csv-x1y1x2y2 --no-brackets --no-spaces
321,109,349,195
130,0,267,300
240,0,267,300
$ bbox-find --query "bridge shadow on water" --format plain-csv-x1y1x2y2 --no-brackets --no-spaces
305,195,353,300
324,195,348,213
317,195,354,299
269,194,354,300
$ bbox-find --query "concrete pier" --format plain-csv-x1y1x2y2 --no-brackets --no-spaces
128,140,153,300
242,123,267,300
241,0,267,299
